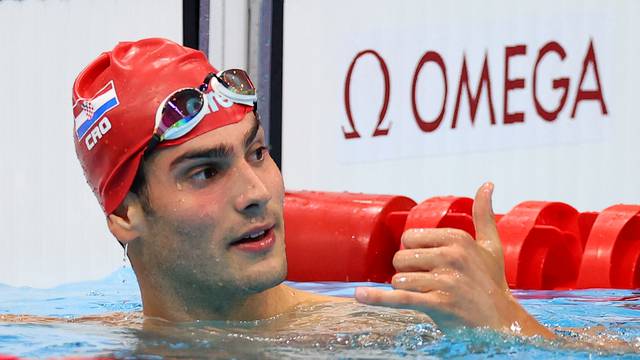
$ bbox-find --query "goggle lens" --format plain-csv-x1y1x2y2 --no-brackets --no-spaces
149,70,257,152
157,89,204,136
218,69,256,96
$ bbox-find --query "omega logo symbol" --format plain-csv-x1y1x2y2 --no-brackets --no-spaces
342,40,608,140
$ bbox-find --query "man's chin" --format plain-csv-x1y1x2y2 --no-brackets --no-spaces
224,233,288,293
236,259,288,294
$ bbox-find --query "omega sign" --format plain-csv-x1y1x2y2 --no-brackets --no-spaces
342,39,607,139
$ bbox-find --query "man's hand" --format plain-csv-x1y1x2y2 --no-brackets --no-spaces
355,182,554,338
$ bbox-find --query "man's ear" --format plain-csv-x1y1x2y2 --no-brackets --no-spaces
107,193,147,244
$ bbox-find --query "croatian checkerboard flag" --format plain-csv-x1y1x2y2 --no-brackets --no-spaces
73,81,119,140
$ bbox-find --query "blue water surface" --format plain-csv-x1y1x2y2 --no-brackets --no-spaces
0,266,639,359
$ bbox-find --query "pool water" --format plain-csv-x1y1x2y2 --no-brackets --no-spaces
0,266,639,359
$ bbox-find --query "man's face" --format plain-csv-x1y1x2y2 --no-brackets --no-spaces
134,112,287,297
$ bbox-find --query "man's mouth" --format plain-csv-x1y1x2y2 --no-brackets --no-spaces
230,226,276,253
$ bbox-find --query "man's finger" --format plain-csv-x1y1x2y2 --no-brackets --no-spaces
355,287,438,311
391,271,448,292
401,227,471,249
393,248,445,272
472,182,502,258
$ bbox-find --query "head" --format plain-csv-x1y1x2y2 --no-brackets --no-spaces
72,38,287,307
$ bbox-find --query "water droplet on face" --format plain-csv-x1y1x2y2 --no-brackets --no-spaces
414,253,420,259
176,182,183,191
250,218,257,224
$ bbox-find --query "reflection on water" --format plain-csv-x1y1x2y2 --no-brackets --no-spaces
5,302,636,359
130,302,437,359
1,268,640,358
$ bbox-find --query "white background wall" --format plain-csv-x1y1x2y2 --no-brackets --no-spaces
281,0,640,214
0,0,182,287
209,0,248,71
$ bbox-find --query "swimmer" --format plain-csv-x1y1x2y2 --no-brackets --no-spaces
72,38,552,339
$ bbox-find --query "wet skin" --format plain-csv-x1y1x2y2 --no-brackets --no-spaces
107,113,550,337
356,184,554,338
109,112,333,321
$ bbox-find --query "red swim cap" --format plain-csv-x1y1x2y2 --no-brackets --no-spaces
72,38,252,214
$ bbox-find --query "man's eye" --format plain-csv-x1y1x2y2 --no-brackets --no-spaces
191,167,218,181
251,146,269,162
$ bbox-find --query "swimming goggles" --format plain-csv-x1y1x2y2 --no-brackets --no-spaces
146,69,257,152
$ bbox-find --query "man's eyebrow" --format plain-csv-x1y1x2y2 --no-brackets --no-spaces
244,116,261,149
169,144,234,170
169,117,260,170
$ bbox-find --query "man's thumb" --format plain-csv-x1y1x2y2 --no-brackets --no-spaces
472,182,502,258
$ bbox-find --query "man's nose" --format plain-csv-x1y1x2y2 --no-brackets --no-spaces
233,161,272,216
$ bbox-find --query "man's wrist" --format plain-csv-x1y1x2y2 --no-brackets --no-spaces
506,295,555,339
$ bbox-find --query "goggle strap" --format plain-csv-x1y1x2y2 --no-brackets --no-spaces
213,73,231,88
145,134,162,156
200,73,216,92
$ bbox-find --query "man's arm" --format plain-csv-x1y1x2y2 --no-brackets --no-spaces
354,182,555,339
